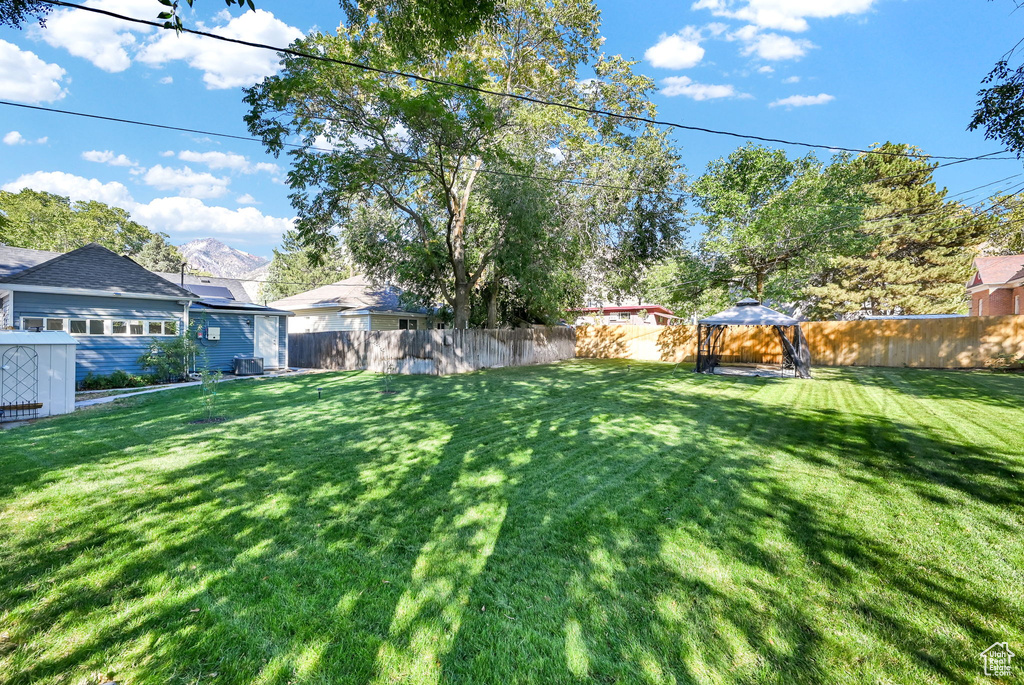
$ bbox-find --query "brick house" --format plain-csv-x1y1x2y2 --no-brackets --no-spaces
967,255,1024,316
570,304,677,326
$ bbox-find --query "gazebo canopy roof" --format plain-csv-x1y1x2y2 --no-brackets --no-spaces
698,298,800,327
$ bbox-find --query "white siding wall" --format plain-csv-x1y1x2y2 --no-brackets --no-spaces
291,309,370,332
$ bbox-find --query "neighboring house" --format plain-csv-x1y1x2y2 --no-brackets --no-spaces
0,243,291,382
570,304,676,326
270,275,439,332
967,255,1024,316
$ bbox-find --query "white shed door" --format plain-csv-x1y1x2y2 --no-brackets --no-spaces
255,316,279,366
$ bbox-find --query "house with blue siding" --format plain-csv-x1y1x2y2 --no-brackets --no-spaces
0,243,291,383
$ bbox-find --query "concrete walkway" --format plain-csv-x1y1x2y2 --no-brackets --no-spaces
75,368,317,408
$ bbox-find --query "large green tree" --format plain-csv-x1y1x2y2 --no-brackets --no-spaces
133,232,185,272
681,143,867,311
245,0,685,328
0,189,152,255
260,229,352,302
807,143,989,317
982,189,1024,254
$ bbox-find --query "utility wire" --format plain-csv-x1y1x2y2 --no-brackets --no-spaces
37,0,1018,163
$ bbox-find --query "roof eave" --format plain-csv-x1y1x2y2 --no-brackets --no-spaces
0,283,198,301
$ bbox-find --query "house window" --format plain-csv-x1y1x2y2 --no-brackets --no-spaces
398,318,418,330
164,320,177,335
112,321,128,335
979,300,984,316
1016,296,1020,315
129,321,144,335
435,323,445,330
90,320,105,335
70,320,88,334
148,321,164,335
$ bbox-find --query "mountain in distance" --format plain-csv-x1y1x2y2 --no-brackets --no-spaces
179,238,270,279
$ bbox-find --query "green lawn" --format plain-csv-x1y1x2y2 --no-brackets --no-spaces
1,361,1023,685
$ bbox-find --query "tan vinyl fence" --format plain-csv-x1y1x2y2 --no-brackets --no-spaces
575,315,1024,368
289,326,576,375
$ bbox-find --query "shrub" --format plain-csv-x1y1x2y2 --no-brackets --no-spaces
78,370,153,391
137,326,198,382
983,352,1024,372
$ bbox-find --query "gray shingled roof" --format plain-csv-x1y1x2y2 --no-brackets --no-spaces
153,271,256,303
0,245,61,279
269,274,425,313
0,242,196,299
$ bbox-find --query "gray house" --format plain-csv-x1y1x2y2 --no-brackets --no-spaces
0,243,290,383
270,275,438,332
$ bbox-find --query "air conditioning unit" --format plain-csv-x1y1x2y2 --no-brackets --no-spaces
233,355,264,376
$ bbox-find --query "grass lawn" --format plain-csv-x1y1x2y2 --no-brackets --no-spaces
1,360,1023,684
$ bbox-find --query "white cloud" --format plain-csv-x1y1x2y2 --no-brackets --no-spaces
769,93,834,107
0,40,67,103
661,76,749,100
734,27,814,60
82,150,138,167
133,197,292,238
236,193,259,205
159,150,175,157
758,65,774,73
3,131,46,145
142,164,231,199
2,171,135,206
645,27,706,69
2,170,292,241
782,75,801,83
137,10,303,89
693,0,876,32
38,0,156,73
159,76,173,84
176,150,279,175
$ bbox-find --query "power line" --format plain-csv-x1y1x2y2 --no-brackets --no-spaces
0,100,691,199
38,0,1019,163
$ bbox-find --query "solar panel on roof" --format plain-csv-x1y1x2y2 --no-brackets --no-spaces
185,284,235,299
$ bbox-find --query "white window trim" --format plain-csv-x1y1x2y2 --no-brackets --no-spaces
21,316,180,336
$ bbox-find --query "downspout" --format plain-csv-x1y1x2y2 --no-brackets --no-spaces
183,301,191,374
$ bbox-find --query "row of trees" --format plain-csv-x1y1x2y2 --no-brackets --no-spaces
241,0,1020,325
642,142,1005,321
0,189,185,272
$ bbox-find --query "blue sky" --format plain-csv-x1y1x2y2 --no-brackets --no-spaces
0,0,1020,259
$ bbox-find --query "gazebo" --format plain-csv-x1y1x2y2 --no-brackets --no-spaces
695,298,812,378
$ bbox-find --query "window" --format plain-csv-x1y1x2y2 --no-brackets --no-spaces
90,320,105,335
70,320,88,334
45,318,64,331
129,321,144,335
164,320,177,335
1016,296,1020,315
979,300,984,316
148,321,164,335
435,323,445,330
398,318,418,330
112,321,127,335
23,317,43,330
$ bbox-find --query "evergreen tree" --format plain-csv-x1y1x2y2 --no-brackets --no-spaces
807,143,989,317
260,230,352,302
982,190,1024,255
134,233,185,272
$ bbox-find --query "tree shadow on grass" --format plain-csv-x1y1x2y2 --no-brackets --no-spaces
0,361,1022,684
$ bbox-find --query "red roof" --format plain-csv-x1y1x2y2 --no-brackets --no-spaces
570,304,675,317
969,255,1024,287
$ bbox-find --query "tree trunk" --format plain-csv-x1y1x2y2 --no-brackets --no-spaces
454,281,470,329
755,272,765,301
486,280,499,329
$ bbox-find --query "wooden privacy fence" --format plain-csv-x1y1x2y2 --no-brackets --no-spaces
289,327,576,375
576,315,1024,368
